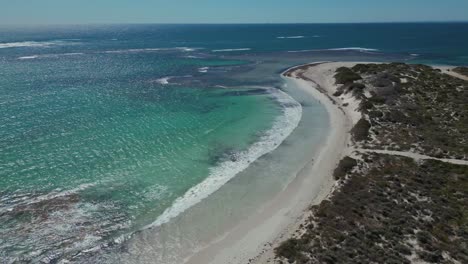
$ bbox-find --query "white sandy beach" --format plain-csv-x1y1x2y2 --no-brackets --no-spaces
185,62,362,264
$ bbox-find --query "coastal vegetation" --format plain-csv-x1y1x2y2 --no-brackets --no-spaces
333,156,357,180
453,66,468,77
276,154,468,264
334,67,362,84
345,63,467,159
275,63,468,264
350,119,371,141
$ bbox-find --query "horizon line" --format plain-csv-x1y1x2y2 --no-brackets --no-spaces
1,20,468,27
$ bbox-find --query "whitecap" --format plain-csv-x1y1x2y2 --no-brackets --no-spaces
18,55,40,60
198,67,209,73
0,41,54,49
61,52,84,56
145,88,302,229
0,40,77,49
178,47,197,52
154,77,173,85
185,55,202,59
104,47,199,54
288,47,379,53
152,75,193,85
17,52,85,60
326,47,379,52
212,48,251,52
277,36,305,39
287,49,316,53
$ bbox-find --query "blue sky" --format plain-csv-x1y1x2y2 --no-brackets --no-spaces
1,0,468,24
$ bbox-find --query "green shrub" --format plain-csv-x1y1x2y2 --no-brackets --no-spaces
352,119,371,141
334,156,358,180
349,82,366,90
360,100,374,111
369,96,386,105
352,63,371,73
275,238,307,263
453,66,468,77
333,90,343,97
335,68,362,84
369,110,383,119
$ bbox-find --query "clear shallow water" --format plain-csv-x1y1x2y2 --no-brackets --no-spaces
1,23,468,263
0,49,288,261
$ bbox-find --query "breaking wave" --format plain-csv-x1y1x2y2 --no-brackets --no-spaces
17,53,85,60
103,47,198,54
0,40,78,49
145,88,302,228
326,47,380,52
212,48,251,52
198,67,209,73
288,47,379,53
277,36,305,39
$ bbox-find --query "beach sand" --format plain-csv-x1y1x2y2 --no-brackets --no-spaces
186,62,361,264
434,65,468,81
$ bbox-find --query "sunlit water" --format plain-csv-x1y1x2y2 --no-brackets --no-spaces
1,23,467,263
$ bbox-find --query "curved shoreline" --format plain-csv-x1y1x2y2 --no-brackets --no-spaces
186,62,356,264
145,88,302,229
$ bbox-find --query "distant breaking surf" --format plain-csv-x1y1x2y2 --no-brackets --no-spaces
326,47,379,52
288,47,379,53
103,47,198,54
212,48,251,52
18,53,84,60
277,36,305,39
0,40,77,49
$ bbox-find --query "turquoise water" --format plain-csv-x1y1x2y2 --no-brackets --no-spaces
0,47,293,261
1,23,468,263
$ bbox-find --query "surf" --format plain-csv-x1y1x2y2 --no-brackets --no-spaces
145,88,302,229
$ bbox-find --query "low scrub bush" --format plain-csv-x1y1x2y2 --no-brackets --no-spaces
352,119,371,141
334,156,357,180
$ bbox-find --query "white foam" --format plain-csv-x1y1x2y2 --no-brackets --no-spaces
0,40,76,49
277,36,305,39
0,41,54,49
288,47,379,53
145,88,302,228
326,47,379,52
61,52,84,56
152,75,192,85
17,52,85,60
212,48,251,52
154,77,173,85
198,67,209,73
287,49,316,53
18,55,40,60
104,47,198,54
178,47,197,52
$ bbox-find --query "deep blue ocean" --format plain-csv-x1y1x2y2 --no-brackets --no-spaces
0,23,467,263
1,23,468,64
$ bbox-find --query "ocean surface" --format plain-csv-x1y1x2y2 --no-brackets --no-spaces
1,23,467,263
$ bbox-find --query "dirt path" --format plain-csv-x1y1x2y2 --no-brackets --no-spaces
353,148,468,166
